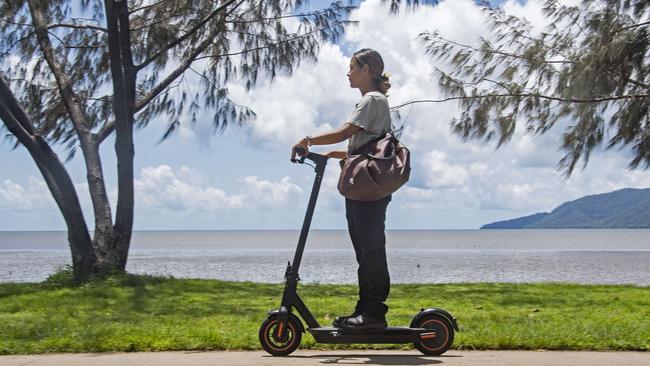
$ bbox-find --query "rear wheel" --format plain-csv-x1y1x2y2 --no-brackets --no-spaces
259,315,302,356
413,314,454,356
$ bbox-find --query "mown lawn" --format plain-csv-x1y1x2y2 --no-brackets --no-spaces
0,273,648,354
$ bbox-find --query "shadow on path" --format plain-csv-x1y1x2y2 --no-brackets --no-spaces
264,353,463,365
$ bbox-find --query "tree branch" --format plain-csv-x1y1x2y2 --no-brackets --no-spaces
0,75,93,274
0,19,107,32
436,66,518,92
0,31,36,57
424,33,573,65
81,95,112,102
129,9,183,31
128,0,171,14
484,7,572,60
135,0,239,71
390,93,650,110
225,7,338,24
134,33,216,112
96,120,115,143
614,20,650,34
196,21,344,60
0,75,36,138
62,43,108,49
28,0,91,135
188,65,250,111
0,19,33,28
47,23,108,32
626,77,650,89
133,1,247,112
43,28,106,49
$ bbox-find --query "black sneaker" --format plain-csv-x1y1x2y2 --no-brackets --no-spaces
332,310,362,327
340,314,387,330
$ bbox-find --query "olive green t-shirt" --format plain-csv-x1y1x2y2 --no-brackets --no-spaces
347,91,391,153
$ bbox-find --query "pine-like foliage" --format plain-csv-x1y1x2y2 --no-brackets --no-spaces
0,0,353,280
417,0,649,177
0,0,353,154
382,0,439,13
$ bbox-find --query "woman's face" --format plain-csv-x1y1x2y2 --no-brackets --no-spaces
347,57,368,89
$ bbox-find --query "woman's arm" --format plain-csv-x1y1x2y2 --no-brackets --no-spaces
291,123,361,161
304,122,361,146
324,150,348,159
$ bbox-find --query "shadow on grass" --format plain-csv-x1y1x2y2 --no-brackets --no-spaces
0,283,47,299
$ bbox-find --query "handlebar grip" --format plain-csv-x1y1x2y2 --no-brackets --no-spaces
291,146,307,163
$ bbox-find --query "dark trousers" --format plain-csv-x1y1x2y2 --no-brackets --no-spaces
345,195,391,320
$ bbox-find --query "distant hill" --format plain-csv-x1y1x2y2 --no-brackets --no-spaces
480,212,549,229
480,188,650,229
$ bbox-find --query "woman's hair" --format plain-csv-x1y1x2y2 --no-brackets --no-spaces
353,48,391,95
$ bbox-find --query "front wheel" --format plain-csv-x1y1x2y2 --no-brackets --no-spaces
259,315,302,356
413,314,454,356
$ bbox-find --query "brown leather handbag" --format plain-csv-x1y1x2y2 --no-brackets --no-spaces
337,132,410,201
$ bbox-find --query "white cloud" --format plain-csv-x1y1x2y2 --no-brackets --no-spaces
238,175,303,209
134,165,306,212
5,0,647,230
110,0,650,229
227,43,357,146
131,165,309,213
419,150,469,189
1,164,309,229
135,165,244,211
215,0,650,228
0,177,54,211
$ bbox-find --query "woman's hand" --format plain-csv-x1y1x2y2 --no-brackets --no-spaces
290,123,360,162
290,137,310,162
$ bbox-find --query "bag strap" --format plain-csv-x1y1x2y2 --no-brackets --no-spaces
359,133,402,161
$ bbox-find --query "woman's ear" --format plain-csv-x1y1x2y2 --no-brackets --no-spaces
361,64,370,74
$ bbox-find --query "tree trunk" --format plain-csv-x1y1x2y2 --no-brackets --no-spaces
0,77,94,282
84,136,118,273
32,136,95,281
29,0,125,276
106,0,136,271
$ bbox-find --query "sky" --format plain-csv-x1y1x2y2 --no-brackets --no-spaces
2,0,650,231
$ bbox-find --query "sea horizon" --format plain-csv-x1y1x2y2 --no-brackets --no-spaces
2,229,649,284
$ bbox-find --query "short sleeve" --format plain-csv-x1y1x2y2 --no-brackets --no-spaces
347,95,374,130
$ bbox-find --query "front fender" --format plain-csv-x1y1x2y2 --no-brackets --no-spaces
410,308,459,331
267,309,306,333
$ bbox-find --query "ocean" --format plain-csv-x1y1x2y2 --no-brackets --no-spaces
0,229,649,285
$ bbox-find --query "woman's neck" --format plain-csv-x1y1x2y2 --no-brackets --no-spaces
359,85,379,96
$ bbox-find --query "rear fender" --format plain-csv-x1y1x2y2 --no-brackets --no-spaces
410,308,459,331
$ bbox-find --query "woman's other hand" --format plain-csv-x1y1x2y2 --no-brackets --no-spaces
325,150,348,160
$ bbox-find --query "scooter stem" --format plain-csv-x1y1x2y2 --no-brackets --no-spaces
289,151,328,279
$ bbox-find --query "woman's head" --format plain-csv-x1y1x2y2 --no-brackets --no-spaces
347,48,391,95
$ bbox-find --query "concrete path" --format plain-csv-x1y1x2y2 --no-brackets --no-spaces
1,350,649,366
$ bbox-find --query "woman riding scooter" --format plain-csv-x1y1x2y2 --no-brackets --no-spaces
291,48,392,331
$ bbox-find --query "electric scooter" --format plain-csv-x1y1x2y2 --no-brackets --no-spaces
258,148,459,357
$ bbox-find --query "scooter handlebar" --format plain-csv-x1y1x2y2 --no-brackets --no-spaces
292,146,328,165
291,147,307,164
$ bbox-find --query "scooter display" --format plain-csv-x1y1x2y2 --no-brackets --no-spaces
258,148,458,356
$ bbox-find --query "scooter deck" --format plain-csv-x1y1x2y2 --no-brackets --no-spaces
308,326,435,344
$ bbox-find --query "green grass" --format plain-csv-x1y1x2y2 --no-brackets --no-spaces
0,273,648,354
